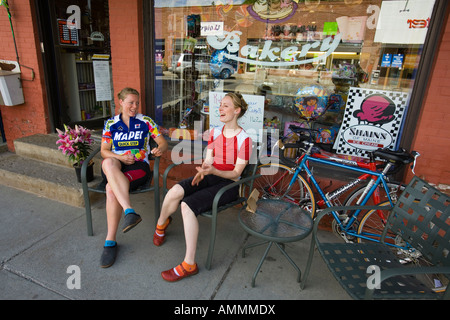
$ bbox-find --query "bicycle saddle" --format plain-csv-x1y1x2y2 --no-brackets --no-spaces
373,148,414,164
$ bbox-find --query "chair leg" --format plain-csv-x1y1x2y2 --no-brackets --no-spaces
84,192,93,236
153,158,160,229
81,170,94,236
205,213,218,270
154,180,160,229
300,237,316,290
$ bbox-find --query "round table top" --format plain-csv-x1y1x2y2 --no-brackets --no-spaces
239,199,313,243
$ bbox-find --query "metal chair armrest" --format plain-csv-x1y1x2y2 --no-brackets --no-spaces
364,266,450,299
162,156,203,196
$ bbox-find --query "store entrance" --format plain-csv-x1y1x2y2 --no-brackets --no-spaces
35,0,113,131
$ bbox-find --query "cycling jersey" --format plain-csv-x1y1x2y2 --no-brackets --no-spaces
102,113,160,164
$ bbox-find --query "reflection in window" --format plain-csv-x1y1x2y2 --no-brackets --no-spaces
154,0,435,157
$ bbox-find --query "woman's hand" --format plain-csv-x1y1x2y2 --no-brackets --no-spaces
120,153,135,165
151,147,162,157
191,162,215,186
191,170,205,186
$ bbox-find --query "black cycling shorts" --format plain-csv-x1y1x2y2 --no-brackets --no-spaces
178,175,239,216
101,160,151,191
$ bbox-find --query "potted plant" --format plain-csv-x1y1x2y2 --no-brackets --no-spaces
56,124,95,182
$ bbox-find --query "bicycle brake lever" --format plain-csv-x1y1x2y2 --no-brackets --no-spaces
277,139,285,150
411,151,420,175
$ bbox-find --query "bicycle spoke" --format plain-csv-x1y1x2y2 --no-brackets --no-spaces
253,163,316,217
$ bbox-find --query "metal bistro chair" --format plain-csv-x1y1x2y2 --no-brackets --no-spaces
162,142,261,270
81,145,160,236
301,176,450,300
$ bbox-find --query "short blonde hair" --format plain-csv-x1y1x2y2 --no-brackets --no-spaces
118,87,139,101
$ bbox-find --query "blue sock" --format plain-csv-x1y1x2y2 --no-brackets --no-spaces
104,240,117,247
124,208,136,216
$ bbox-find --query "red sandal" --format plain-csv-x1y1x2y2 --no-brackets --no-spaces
161,263,198,282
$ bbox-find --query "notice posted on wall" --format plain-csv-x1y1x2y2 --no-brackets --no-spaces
92,56,112,102
208,91,265,142
333,87,409,158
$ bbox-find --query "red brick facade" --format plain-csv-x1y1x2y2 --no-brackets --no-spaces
406,5,450,188
0,0,50,151
108,0,146,114
0,0,449,189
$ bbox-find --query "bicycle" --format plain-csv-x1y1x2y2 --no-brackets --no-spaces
255,128,449,290
254,125,420,247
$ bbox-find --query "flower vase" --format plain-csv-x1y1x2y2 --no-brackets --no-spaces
74,162,94,183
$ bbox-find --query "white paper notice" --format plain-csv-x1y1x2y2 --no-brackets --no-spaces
374,0,435,44
93,60,112,101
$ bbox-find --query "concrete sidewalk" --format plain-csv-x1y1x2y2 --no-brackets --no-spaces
0,183,350,300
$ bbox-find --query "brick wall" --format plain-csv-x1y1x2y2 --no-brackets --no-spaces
108,0,145,114
405,7,450,190
0,0,50,151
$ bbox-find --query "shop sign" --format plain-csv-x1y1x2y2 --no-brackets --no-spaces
381,54,392,67
342,125,392,150
391,54,404,68
57,19,79,46
200,22,223,36
207,31,342,67
374,0,435,44
334,88,409,158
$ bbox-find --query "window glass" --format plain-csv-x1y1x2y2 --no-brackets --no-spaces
154,0,436,156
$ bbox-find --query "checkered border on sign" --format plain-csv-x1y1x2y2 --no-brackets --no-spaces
335,88,409,158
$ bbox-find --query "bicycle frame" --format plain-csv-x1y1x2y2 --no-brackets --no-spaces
311,151,384,209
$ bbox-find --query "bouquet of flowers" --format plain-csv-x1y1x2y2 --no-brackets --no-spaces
56,124,94,167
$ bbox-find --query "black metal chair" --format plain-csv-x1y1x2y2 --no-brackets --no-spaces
81,146,160,236
162,142,261,270
301,176,450,299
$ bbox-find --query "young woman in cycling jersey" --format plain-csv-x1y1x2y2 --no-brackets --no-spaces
100,87,167,268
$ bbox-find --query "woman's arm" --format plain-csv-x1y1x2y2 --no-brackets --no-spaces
151,135,168,157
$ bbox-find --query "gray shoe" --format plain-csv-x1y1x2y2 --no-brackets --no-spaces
122,212,142,233
100,245,117,268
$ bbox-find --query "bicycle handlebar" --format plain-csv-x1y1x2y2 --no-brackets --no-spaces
279,125,420,173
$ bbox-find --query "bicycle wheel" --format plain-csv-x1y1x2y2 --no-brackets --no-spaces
253,163,316,218
357,201,395,244
330,182,405,242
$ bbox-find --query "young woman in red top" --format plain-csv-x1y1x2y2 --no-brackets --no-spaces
155,92,252,282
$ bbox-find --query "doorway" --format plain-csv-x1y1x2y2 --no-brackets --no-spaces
34,0,113,131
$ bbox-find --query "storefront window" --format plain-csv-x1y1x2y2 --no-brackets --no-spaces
154,0,436,158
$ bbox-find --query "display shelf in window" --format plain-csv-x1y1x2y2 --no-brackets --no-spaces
60,53,112,122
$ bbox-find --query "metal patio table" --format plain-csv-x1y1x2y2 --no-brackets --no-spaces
239,199,313,287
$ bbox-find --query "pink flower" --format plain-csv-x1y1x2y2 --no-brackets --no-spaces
55,124,94,166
